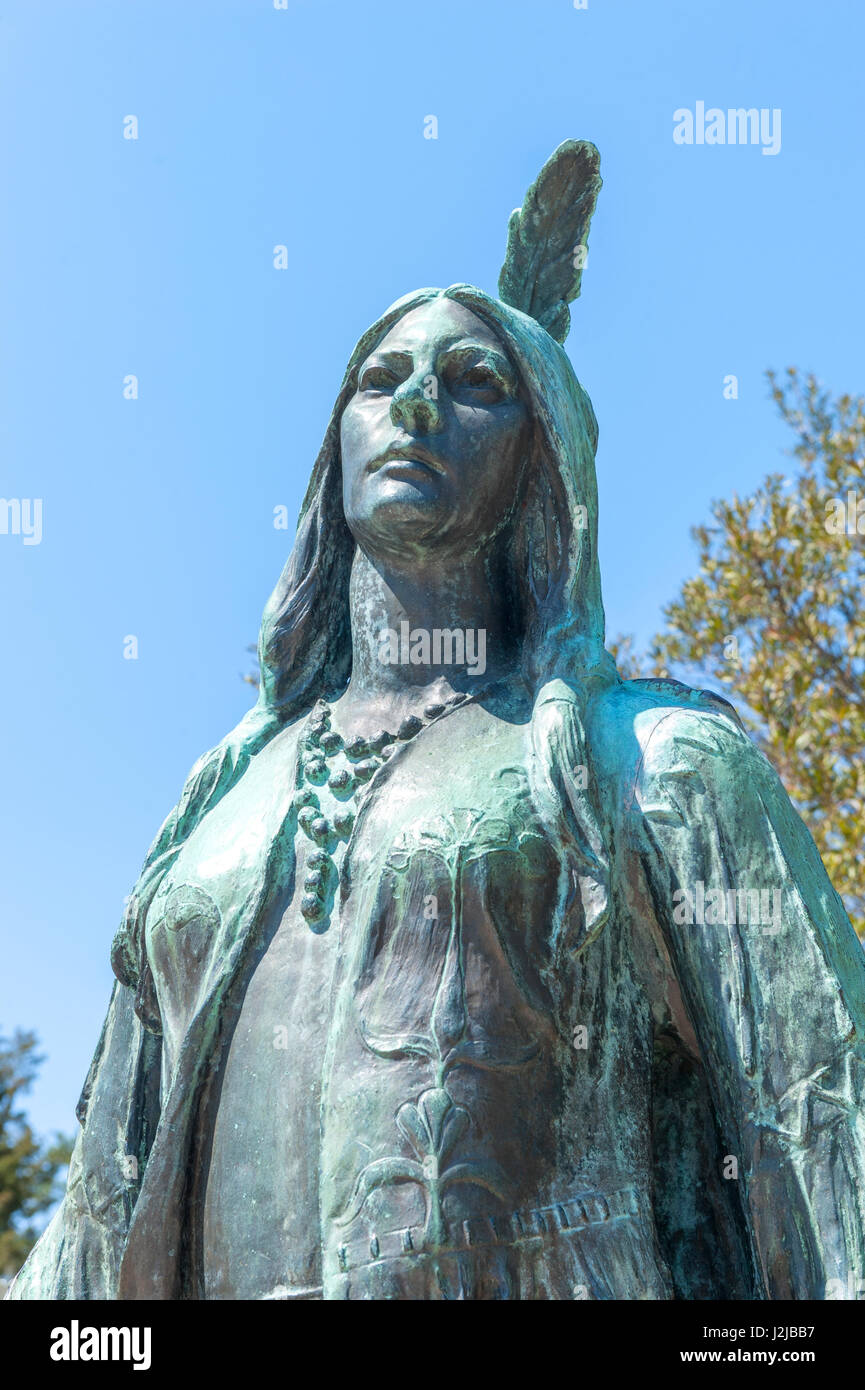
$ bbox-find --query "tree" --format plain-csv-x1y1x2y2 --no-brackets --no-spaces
0,1028,73,1278
242,643,259,690
610,370,865,936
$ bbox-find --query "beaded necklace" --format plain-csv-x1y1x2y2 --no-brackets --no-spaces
294,685,495,927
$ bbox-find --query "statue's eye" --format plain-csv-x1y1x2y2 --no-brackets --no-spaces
455,362,510,395
360,366,398,392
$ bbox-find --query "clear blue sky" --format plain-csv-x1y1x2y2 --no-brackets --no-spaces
1,0,863,1143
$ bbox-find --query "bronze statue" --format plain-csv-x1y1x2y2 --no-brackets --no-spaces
9,143,865,1301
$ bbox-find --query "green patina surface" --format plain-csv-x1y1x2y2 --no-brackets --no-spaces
8,144,865,1302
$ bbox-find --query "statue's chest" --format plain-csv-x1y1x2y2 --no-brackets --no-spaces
147,708,560,1063
149,706,580,1297
337,720,562,1032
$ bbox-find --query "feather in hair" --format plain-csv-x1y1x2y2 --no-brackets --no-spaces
497,140,602,343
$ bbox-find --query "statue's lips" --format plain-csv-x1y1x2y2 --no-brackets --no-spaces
369,447,446,480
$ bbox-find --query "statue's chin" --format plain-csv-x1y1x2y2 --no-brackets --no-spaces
350,486,454,548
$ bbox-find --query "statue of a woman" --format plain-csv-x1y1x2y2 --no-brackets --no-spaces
9,142,865,1301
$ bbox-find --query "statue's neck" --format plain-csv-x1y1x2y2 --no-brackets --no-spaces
335,546,517,731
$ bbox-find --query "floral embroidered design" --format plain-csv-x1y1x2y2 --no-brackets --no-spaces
337,804,544,1247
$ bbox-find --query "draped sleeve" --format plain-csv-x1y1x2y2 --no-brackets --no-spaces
632,703,865,1300
4,980,161,1300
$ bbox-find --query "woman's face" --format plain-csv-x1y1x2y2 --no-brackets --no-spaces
340,297,531,560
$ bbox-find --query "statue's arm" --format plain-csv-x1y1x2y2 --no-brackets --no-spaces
5,979,161,1300
633,705,865,1300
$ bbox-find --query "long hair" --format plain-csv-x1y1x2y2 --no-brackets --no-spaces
112,285,620,1027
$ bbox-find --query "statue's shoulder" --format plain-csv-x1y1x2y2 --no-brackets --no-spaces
618,675,744,736
177,711,309,848
212,713,309,813
587,676,759,806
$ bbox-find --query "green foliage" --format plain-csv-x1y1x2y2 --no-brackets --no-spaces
611,370,865,935
242,642,259,690
0,1028,73,1277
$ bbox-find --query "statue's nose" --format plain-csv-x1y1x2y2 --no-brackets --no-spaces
389,376,443,434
